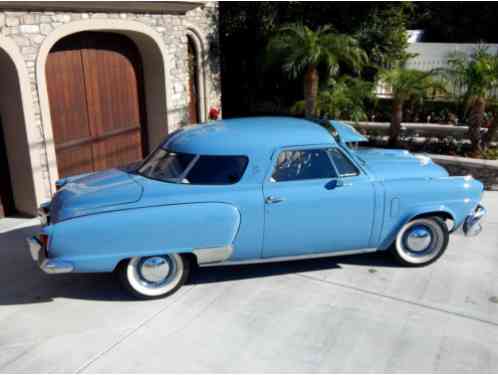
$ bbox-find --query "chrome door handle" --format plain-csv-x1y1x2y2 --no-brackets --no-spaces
337,180,353,188
265,196,285,204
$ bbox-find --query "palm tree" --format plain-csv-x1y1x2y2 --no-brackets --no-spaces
379,67,444,147
267,24,368,118
439,46,498,153
483,110,498,149
292,76,374,122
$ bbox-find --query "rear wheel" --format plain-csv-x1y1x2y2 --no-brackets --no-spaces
118,253,191,299
391,217,449,266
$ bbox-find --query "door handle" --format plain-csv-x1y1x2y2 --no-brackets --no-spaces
265,196,285,204
337,180,352,188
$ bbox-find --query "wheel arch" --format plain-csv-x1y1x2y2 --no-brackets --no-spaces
379,206,455,250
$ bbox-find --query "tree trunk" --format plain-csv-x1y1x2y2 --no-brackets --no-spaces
304,65,319,118
482,113,497,150
389,99,403,148
468,97,485,155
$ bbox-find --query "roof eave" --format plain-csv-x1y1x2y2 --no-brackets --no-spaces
0,1,205,15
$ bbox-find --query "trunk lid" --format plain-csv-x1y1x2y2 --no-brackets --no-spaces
51,169,143,222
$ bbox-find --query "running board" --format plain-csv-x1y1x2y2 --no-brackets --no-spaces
200,248,378,267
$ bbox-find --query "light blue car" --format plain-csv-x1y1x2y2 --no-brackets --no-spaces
28,117,486,299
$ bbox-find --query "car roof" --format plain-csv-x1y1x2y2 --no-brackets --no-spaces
163,117,337,157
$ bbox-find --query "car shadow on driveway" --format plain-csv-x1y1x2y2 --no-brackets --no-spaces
0,223,400,305
192,251,399,285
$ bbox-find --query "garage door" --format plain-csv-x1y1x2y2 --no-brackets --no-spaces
46,32,147,178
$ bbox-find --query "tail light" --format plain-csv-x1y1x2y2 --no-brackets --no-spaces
55,178,67,191
39,234,49,249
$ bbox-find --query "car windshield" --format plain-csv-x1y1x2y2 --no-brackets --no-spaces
138,149,248,185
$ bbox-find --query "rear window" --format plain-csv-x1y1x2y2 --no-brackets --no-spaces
138,149,195,182
138,149,248,185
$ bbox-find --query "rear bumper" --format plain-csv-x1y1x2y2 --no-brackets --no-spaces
462,204,486,237
27,236,74,274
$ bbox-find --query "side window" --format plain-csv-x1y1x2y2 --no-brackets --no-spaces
271,149,337,182
186,155,248,184
329,148,359,177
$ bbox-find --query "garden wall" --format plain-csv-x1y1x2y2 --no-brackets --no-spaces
427,154,498,191
349,121,496,141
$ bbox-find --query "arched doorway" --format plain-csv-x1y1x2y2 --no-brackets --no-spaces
187,35,201,124
0,46,37,217
46,31,148,178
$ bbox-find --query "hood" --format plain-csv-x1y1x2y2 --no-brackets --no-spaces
51,169,143,222
330,121,368,143
353,148,449,179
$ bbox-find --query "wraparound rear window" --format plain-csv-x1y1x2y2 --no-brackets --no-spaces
138,149,248,185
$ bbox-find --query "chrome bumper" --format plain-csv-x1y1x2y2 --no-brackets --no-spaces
27,236,74,274
462,204,486,237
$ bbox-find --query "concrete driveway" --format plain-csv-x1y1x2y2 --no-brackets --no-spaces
0,193,497,372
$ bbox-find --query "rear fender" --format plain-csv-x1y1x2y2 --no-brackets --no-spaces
49,203,241,272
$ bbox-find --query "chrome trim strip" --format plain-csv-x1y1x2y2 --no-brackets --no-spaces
201,248,377,267
193,245,234,265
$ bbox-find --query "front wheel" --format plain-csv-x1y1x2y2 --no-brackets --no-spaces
391,217,449,266
118,254,191,299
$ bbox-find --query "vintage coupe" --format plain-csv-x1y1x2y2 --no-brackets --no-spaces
28,117,486,299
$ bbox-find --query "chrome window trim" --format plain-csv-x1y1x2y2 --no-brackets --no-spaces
177,154,200,183
327,147,361,178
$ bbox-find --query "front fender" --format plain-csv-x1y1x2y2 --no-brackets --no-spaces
49,203,241,272
376,176,483,251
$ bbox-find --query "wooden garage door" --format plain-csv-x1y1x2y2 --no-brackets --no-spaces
46,32,147,178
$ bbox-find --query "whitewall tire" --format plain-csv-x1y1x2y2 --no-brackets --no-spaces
118,254,191,299
391,217,449,266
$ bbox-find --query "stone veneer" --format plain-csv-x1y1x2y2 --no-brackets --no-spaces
0,3,221,207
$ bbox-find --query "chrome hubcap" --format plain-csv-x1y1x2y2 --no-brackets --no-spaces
139,256,172,284
405,226,432,252
127,254,184,297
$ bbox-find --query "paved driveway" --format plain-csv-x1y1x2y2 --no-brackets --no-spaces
0,193,497,372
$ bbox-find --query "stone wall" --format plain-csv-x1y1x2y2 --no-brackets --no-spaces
428,154,498,191
0,3,221,209
0,3,221,129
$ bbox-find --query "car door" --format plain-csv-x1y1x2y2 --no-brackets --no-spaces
262,145,375,258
